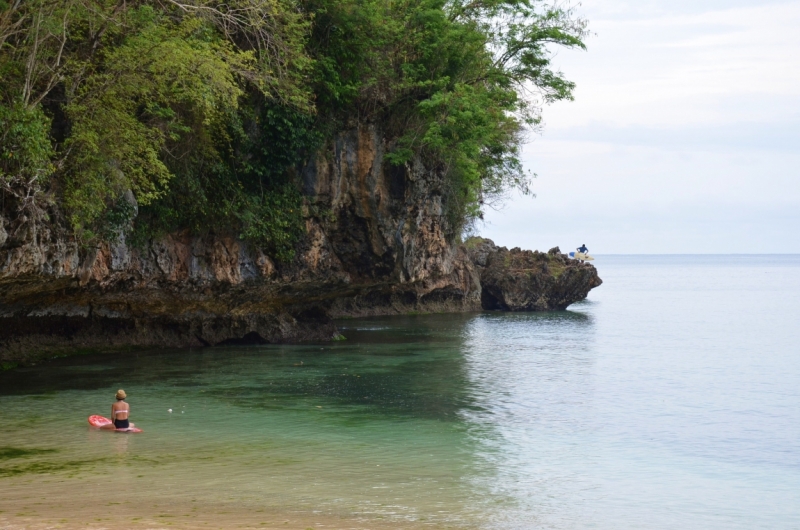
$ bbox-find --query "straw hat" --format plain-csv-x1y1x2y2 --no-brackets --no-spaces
115,389,127,400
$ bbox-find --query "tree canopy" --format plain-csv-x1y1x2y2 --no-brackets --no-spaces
0,0,586,256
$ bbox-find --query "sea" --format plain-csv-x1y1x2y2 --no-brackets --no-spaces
0,255,798,529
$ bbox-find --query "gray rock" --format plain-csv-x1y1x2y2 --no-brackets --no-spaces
464,237,498,268
0,124,601,365
479,246,602,311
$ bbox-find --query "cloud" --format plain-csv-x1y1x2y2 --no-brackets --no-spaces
541,2,800,126
544,120,800,153
481,0,800,253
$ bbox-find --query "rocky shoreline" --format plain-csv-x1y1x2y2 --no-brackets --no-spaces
0,125,601,367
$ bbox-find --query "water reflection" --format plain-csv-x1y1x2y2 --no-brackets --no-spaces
457,311,597,528
0,313,504,527
6,257,797,529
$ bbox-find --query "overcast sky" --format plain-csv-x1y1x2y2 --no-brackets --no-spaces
479,0,800,254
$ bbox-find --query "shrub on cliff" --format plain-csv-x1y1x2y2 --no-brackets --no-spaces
305,0,586,235
0,0,585,254
0,0,311,257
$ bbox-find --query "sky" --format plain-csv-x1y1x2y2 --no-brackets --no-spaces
479,0,800,253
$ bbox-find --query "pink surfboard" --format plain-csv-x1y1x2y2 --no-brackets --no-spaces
88,415,142,433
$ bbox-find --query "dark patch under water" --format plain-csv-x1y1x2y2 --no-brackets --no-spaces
0,258,799,530
0,458,106,478
0,447,58,461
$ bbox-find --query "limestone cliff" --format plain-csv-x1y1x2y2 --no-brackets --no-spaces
0,124,600,366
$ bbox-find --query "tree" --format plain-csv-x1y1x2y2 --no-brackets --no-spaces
303,0,587,235
0,0,586,252
1,0,310,246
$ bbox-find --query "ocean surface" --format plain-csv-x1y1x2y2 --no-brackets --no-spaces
1,255,798,529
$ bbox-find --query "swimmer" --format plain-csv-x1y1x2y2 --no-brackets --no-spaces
102,389,135,430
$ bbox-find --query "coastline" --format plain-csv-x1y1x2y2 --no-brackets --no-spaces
1,239,600,369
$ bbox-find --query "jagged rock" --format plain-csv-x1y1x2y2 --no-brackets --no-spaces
328,245,482,318
0,125,601,366
0,125,471,363
476,242,602,311
463,237,498,267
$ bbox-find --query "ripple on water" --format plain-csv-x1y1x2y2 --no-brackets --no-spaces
0,256,799,529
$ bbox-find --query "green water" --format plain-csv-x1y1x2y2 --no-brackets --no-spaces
0,315,500,527
3,256,800,529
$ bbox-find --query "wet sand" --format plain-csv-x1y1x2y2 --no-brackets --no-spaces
0,475,460,530
0,441,470,530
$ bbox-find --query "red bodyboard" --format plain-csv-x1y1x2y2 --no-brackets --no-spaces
88,415,142,433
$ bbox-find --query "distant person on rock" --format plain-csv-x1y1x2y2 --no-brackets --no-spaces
577,244,589,254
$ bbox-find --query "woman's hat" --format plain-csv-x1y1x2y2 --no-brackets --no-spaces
115,389,127,400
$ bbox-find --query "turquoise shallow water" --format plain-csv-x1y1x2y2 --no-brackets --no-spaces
1,255,799,528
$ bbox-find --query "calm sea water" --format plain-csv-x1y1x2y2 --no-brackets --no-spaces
1,255,798,529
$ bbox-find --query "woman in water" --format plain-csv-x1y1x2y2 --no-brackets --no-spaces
105,389,134,430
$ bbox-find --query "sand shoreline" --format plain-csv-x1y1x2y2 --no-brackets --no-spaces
0,473,468,530
0,501,460,530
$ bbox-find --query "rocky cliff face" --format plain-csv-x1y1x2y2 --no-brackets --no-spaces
470,241,602,311
0,124,600,366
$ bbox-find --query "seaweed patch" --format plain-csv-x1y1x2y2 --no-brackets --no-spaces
0,446,58,461
0,457,110,478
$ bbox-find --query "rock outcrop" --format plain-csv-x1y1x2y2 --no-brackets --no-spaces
470,241,602,311
0,124,601,366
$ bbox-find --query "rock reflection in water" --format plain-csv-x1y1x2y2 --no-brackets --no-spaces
2,256,799,530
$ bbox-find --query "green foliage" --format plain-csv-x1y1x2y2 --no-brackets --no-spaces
1,0,586,254
462,236,489,250
0,101,55,225
304,0,587,235
1,0,312,251
94,194,137,244
132,102,317,261
0,101,54,189
63,12,249,234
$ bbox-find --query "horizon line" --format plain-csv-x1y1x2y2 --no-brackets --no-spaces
575,253,799,256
